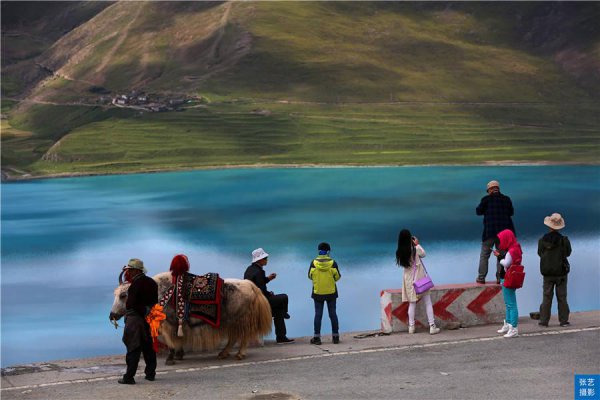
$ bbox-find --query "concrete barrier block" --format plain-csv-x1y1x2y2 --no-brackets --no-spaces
380,282,505,332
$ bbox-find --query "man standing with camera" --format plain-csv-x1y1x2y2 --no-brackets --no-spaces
476,180,515,284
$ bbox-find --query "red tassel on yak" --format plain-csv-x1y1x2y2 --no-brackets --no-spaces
170,254,190,283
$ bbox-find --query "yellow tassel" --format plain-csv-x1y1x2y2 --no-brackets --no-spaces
177,321,184,337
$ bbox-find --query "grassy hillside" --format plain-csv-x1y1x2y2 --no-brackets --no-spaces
1,1,110,67
211,2,598,102
1,1,111,97
24,1,600,103
1,2,599,178
22,101,600,176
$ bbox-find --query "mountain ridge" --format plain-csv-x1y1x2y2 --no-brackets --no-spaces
1,1,599,178
5,1,598,103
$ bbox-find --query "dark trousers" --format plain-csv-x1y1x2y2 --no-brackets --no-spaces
268,294,289,339
123,316,156,380
478,237,502,281
539,275,570,325
314,298,339,336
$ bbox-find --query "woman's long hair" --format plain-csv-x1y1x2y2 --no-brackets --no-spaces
395,229,415,268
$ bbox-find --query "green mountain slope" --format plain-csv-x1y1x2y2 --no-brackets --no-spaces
1,1,599,178
1,1,111,97
24,1,600,102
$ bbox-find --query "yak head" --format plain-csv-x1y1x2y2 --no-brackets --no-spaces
109,283,130,322
108,272,171,322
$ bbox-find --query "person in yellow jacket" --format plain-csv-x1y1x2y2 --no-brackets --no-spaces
308,242,341,345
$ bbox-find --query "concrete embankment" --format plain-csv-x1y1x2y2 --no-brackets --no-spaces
1,311,598,399
381,282,506,332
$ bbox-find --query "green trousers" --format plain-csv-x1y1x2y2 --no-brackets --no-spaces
539,275,569,325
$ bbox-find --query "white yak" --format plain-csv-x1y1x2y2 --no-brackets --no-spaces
110,272,272,364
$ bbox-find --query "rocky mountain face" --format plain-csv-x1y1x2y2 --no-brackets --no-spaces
2,1,598,102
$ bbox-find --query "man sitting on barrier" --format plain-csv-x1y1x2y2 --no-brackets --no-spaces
244,248,295,344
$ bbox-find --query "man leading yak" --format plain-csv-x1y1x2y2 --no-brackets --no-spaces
244,248,295,344
118,258,159,385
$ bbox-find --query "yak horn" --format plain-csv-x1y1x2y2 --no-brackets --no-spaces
118,270,125,285
177,321,184,337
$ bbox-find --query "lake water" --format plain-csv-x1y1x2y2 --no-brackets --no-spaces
1,166,599,367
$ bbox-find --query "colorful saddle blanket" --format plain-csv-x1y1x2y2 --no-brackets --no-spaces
159,272,223,328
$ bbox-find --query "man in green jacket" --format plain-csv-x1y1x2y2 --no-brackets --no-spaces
308,242,341,345
538,213,572,327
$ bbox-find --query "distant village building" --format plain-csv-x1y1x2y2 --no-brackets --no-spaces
108,90,190,111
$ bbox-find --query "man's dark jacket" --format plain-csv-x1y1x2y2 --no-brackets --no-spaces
123,273,158,351
538,231,572,277
244,263,271,298
476,192,515,241
126,273,159,317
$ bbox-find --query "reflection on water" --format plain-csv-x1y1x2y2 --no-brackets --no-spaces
1,166,599,367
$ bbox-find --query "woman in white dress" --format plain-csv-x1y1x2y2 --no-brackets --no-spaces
395,229,440,335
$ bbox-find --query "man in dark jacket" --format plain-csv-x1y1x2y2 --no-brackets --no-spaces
119,258,158,385
244,248,294,344
476,180,515,284
538,213,572,327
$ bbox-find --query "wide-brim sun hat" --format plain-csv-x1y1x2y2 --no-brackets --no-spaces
544,213,565,230
124,258,147,273
252,248,269,263
487,180,500,190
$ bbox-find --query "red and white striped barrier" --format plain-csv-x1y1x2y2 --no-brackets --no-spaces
380,282,505,333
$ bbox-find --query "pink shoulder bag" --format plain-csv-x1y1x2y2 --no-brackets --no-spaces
412,257,434,294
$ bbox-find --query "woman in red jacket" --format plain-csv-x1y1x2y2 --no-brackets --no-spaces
494,229,523,338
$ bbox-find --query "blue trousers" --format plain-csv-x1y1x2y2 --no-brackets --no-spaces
501,281,519,327
314,298,339,336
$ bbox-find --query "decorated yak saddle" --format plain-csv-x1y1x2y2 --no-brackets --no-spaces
159,272,224,329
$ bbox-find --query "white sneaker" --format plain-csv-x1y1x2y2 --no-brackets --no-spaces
408,325,415,334
497,320,510,334
503,326,519,338
429,325,440,335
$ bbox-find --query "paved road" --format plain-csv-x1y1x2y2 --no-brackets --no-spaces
2,312,599,400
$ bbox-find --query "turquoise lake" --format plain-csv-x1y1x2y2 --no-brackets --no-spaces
1,166,599,367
